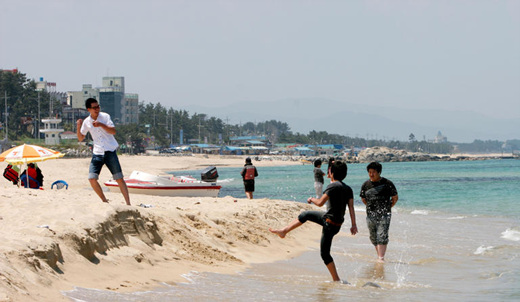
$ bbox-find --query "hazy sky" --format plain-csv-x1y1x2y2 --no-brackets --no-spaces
2,1,519,122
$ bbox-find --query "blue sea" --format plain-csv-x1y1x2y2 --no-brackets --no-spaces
65,159,520,301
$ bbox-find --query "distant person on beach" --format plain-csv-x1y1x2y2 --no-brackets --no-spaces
240,157,258,199
77,98,131,206
269,160,358,283
360,161,398,263
313,159,325,199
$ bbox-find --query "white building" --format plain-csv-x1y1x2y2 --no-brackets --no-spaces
102,76,125,91
40,118,64,145
67,84,99,109
434,131,448,143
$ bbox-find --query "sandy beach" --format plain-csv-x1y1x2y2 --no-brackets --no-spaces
0,155,320,302
1,152,515,301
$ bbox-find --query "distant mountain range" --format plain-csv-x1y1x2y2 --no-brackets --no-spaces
183,98,520,143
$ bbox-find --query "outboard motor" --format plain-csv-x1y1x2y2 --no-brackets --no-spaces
201,166,219,182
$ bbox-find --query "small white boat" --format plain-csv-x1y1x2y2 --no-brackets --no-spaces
104,170,221,197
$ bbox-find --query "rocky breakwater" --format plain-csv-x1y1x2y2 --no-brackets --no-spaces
357,147,449,163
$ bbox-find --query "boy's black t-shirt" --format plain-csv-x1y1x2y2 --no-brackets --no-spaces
360,177,398,218
323,181,353,224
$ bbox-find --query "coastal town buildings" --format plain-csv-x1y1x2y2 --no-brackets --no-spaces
67,76,139,125
2,69,474,157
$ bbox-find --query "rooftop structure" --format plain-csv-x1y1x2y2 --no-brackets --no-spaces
40,118,64,145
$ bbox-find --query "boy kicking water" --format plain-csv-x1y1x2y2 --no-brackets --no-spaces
269,160,357,282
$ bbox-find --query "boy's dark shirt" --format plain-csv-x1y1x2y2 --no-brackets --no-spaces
360,177,398,218
323,181,353,225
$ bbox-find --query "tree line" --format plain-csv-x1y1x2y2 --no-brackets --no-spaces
2,70,515,155
0,70,58,140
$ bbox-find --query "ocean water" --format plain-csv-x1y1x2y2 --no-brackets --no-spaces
64,159,520,301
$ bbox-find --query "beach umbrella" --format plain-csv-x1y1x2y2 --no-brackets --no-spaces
0,144,64,165
0,144,64,188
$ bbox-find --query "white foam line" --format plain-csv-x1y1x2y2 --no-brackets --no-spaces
411,210,429,215
501,228,520,242
474,245,495,255
446,216,466,220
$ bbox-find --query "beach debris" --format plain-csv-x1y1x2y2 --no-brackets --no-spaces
139,203,153,208
36,224,56,235
362,281,382,288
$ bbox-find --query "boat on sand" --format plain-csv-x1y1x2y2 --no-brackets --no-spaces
104,167,221,197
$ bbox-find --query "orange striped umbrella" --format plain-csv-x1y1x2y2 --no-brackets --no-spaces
0,144,64,165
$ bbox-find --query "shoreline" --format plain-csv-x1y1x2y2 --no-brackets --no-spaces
0,154,515,301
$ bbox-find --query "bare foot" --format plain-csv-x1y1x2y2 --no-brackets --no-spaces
377,257,385,263
269,228,286,238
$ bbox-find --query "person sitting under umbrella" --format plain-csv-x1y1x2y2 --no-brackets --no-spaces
21,163,44,188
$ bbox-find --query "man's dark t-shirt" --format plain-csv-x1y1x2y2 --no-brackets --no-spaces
323,181,353,225
360,177,398,219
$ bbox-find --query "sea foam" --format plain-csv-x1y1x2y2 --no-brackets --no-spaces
217,178,234,183
411,210,429,215
501,228,520,242
474,245,495,255
446,216,466,220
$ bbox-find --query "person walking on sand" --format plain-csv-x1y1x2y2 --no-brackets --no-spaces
269,160,357,283
77,98,131,206
240,157,258,199
360,162,398,263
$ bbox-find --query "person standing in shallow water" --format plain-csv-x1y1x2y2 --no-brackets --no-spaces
313,159,325,199
240,157,258,199
77,98,131,206
360,161,398,263
269,160,357,283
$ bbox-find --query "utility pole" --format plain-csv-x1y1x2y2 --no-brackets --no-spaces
49,88,52,118
198,116,202,143
4,91,8,141
37,90,41,141
170,111,173,146
224,116,230,145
